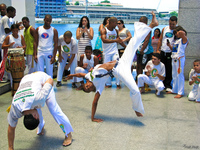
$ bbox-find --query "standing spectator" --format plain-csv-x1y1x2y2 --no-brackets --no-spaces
76,16,93,62
156,16,177,92
94,17,110,52
34,14,58,78
188,59,200,103
75,46,99,90
151,28,161,53
0,6,16,82
22,17,37,74
101,17,125,88
136,16,154,77
0,3,6,62
56,31,78,88
166,26,188,98
117,19,132,58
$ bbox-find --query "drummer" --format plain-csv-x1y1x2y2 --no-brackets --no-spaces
2,24,26,85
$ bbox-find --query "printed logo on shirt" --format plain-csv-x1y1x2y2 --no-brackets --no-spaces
172,44,179,52
151,68,158,78
22,98,25,102
41,33,49,39
108,34,116,40
165,32,173,38
195,76,200,84
63,45,70,53
59,124,66,133
48,55,52,59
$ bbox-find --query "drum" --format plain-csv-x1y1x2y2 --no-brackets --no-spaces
6,48,26,96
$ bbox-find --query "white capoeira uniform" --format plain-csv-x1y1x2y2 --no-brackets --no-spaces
102,27,120,86
75,54,95,82
85,22,152,114
171,38,188,95
137,60,165,95
7,71,73,136
57,36,77,83
37,26,55,78
188,69,200,102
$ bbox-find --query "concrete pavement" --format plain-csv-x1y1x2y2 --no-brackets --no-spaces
0,79,200,150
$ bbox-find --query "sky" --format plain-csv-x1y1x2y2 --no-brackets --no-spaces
88,0,179,12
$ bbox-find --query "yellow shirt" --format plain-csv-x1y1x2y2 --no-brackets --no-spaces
24,26,34,55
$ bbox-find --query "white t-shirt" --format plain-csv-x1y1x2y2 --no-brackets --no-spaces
38,26,54,52
7,72,51,127
9,34,22,48
83,54,95,71
161,26,175,53
171,38,188,59
102,27,118,55
0,15,12,44
189,69,200,85
85,64,109,95
58,35,78,54
144,60,165,81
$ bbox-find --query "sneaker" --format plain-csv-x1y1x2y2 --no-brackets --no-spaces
56,81,62,87
166,88,172,92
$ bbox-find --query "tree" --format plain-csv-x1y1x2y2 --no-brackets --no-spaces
66,1,70,5
170,11,178,17
101,0,110,3
159,13,166,18
74,1,79,5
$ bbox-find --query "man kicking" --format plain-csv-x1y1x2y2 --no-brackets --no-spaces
66,12,158,122
7,71,73,149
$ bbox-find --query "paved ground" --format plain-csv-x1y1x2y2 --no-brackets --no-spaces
1,79,200,150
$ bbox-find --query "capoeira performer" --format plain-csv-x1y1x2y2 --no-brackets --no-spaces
66,12,158,122
34,14,58,78
75,45,99,90
137,53,165,96
56,31,77,88
166,26,188,98
188,59,200,102
7,71,73,149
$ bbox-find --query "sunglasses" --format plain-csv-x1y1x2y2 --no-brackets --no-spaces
117,23,122,25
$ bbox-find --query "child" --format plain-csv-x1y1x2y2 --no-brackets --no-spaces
56,31,78,88
137,53,165,96
75,46,99,90
188,59,200,102
166,26,188,98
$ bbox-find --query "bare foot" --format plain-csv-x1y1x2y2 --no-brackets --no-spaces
76,85,83,90
63,132,72,147
149,11,159,28
174,95,183,98
196,101,200,103
117,85,121,89
37,126,45,135
105,85,112,88
140,87,145,94
92,118,103,122
135,111,143,117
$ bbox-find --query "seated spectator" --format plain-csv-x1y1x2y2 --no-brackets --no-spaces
137,53,165,96
75,46,99,90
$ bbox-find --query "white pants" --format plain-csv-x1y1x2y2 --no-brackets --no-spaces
172,57,185,95
112,22,151,114
37,51,54,78
137,74,165,92
37,89,73,136
188,84,200,102
103,52,120,86
57,51,77,83
26,55,37,74
75,66,88,82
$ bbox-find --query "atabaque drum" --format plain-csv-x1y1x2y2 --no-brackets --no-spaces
6,48,26,96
